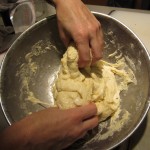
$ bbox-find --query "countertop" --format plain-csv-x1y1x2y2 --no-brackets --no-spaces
0,3,150,150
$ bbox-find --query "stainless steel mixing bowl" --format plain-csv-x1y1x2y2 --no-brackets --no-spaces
0,12,150,149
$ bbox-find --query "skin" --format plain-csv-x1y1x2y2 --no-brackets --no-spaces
0,0,103,149
54,0,104,67
0,104,98,150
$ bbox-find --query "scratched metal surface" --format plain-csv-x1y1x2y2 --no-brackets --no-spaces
0,13,150,149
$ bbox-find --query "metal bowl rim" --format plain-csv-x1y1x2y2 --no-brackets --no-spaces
0,12,150,150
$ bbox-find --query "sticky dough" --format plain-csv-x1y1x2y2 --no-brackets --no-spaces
53,44,135,122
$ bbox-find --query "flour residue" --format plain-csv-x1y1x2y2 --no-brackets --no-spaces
16,38,137,145
53,44,137,142
16,40,57,108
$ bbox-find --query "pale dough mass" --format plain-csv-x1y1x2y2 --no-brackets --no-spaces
53,44,136,122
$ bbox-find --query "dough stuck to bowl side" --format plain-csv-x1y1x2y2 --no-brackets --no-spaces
52,44,136,122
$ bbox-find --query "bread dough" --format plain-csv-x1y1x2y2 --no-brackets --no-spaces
53,44,136,122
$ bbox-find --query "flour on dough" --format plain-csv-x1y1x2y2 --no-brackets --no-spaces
53,44,136,122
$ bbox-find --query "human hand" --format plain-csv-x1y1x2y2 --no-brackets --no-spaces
0,103,98,150
54,0,104,68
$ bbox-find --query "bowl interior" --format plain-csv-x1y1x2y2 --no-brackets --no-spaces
0,13,150,149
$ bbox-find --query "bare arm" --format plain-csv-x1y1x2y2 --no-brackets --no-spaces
47,0,104,68
0,104,98,150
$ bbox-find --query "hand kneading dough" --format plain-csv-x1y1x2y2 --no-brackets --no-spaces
53,44,135,122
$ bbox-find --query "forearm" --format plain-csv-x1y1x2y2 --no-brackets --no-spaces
0,112,60,150
46,0,82,7
0,116,54,150
0,105,98,150
0,118,31,150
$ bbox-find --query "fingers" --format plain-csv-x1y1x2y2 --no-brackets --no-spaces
68,103,97,122
76,39,91,68
58,22,70,47
77,105,98,139
70,116,98,142
56,0,104,68
64,104,98,142
82,116,99,131
74,20,104,68
77,103,97,120
90,38,102,64
90,23,104,64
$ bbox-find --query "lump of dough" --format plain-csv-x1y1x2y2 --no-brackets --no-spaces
53,44,134,122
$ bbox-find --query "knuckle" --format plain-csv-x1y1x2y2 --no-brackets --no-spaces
74,29,88,41
82,57,91,63
89,118,99,130
69,111,80,121
97,21,101,29
84,117,99,131
94,117,99,128
88,24,97,33
92,52,102,63
79,58,91,66
94,116,99,125
94,55,101,61
94,51,103,60
94,21,101,31
88,22,101,36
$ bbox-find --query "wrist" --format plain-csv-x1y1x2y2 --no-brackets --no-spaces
0,121,30,149
53,0,82,7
